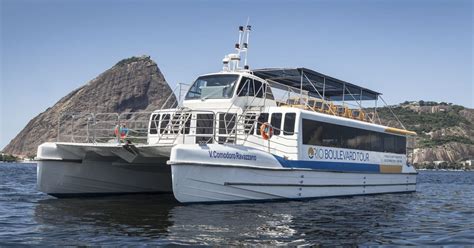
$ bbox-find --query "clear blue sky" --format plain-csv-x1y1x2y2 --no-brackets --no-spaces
1,0,473,149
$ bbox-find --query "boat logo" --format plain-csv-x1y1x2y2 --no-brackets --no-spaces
308,147,315,159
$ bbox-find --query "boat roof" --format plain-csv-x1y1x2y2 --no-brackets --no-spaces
252,68,380,101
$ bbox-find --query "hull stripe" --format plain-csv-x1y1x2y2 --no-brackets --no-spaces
273,155,381,172
224,182,416,187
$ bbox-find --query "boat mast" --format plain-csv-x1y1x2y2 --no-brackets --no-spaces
223,24,251,72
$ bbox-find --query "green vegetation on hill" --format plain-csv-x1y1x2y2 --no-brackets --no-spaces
0,153,19,162
375,101,472,149
377,106,466,133
418,136,474,148
115,56,144,67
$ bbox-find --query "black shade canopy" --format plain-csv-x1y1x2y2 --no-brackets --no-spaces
252,68,380,101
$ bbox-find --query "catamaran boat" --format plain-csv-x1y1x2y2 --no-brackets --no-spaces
37,25,417,202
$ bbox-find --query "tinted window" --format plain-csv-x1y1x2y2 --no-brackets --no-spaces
171,113,181,134
270,113,282,135
321,123,340,147
237,77,266,98
302,118,406,154
370,132,383,152
196,114,214,134
356,129,371,151
341,127,358,149
244,113,257,134
302,119,323,145
283,113,296,135
383,134,395,153
254,80,264,98
149,114,160,134
160,114,170,134
265,85,275,100
237,77,254,97
219,113,236,134
395,136,406,154
185,75,239,100
181,113,191,134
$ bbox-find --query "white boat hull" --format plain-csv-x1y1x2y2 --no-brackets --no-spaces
171,164,416,203
170,144,417,203
37,160,172,197
36,142,173,197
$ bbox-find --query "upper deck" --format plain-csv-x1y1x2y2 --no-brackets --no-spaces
178,67,415,136
253,68,380,101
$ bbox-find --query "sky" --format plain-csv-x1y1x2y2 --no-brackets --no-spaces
0,0,473,149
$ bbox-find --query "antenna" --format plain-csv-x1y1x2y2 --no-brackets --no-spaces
222,21,252,72
243,18,251,69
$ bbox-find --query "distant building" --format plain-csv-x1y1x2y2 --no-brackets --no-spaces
460,160,473,170
431,105,450,113
433,161,448,168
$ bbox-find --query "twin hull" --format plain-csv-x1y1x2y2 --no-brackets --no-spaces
36,142,417,202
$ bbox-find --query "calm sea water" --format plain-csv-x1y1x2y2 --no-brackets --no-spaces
0,163,473,246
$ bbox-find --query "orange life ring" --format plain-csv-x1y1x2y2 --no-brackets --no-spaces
260,122,273,140
114,125,129,140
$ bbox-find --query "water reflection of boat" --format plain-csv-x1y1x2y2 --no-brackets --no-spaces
34,195,177,239
33,194,413,246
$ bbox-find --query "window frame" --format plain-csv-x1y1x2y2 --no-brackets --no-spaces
302,118,406,154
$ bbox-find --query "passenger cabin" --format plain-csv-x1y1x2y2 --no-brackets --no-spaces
147,68,416,161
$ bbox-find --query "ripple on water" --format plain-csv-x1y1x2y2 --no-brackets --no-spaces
0,163,473,246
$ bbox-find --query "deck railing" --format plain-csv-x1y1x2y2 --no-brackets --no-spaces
57,111,154,144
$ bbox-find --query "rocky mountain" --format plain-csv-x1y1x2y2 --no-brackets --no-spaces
375,101,474,167
3,58,473,166
2,56,176,157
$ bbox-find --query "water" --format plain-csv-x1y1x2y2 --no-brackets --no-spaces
0,163,473,246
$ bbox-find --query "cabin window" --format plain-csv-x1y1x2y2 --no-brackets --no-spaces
265,85,275,100
395,136,407,154
302,118,406,154
370,133,383,152
196,114,214,134
149,114,160,134
256,113,269,135
302,119,323,146
283,113,296,135
244,113,257,134
270,113,282,135
322,122,340,147
383,134,395,153
237,77,266,98
185,75,239,100
237,77,254,97
195,113,214,144
160,114,170,134
218,113,236,135
341,127,358,149
254,80,264,98
181,113,191,134
171,113,181,134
